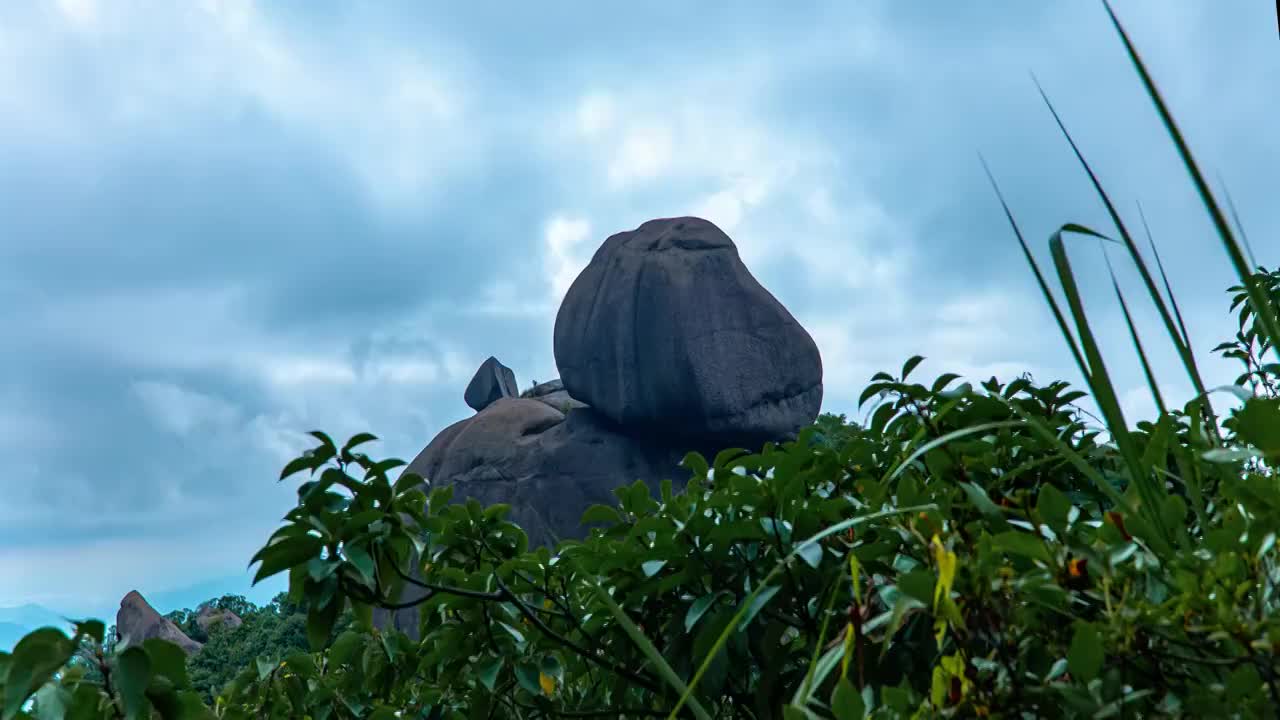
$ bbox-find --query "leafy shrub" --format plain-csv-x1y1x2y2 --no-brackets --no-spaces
3,3,1280,718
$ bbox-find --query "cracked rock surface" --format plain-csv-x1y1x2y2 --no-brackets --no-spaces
553,216,823,445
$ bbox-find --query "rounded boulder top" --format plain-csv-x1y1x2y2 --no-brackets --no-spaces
552,216,823,444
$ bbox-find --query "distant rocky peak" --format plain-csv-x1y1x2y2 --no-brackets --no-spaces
116,590,203,655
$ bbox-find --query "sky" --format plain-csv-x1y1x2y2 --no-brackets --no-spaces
1,0,1276,620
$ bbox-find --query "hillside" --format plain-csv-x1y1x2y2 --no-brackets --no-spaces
0,604,68,651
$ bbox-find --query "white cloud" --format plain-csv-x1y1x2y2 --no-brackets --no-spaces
575,93,615,138
365,358,444,385
543,215,594,302
804,287,1051,417
132,380,241,436
1,1,472,211
607,126,675,187
54,0,97,28
260,357,359,388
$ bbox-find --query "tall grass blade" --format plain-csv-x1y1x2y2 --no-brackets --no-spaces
1050,229,1173,547
1136,202,1196,354
1102,246,1167,416
1032,75,1218,434
1100,0,1280,360
1217,173,1259,270
980,155,1088,376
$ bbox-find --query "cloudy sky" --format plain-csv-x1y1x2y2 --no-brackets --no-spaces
2,0,1275,619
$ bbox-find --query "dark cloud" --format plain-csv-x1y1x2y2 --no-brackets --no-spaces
0,0,1273,607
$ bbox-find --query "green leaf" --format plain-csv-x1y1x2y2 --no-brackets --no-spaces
341,432,378,458
797,542,824,569
498,622,525,645
141,638,190,690
328,631,364,667
901,355,925,379
1226,664,1263,704
475,656,502,692
831,677,867,720
306,596,343,651
959,481,1009,529
641,560,667,578
283,652,317,680
992,531,1052,564
782,706,809,720
1036,484,1071,534
73,620,105,647
897,570,935,606
115,646,152,720
580,504,623,526
685,593,723,634
1234,397,1280,456
343,543,376,584
309,430,337,451
513,661,541,695
738,584,782,631
280,455,320,482
1067,622,1104,683
32,684,71,720
251,534,324,585
3,627,74,720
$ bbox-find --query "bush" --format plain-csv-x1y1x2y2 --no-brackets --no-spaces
4,4,1280,718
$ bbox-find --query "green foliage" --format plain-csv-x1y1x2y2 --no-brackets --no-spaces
7,5,1280,718
180,594,312,704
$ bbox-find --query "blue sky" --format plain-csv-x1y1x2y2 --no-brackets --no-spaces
2,0,1275,620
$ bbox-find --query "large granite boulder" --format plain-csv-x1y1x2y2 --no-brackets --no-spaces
116,591,202,655
464,356,519,412
553,216,823,444
406,398,691,546
196,605,244,634
377,216,825,640
375,398,701,639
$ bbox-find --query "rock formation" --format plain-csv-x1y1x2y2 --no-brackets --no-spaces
403,397,696,547
196,604,244,634
554,216,823,445
464,356,519,412
116,591,202,655
376,216,823,640
522,378,588,414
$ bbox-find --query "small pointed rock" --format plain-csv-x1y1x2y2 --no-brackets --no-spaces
464,356,519,412
116,590,203,655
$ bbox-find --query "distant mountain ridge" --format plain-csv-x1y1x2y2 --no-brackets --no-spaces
0,604,72,652
0,621,33,651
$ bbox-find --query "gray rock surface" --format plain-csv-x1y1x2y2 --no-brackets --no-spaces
464,356,519,412
521,379,564,397
377,216,825,641
116,590,202,655
521,378,587,414
553,216,823,444
406,398,689,546
377,398,699,639
195,605,243,634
